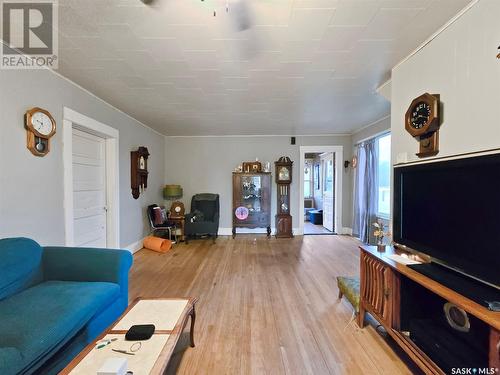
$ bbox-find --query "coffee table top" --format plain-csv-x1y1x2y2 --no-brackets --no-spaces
61,297,197,375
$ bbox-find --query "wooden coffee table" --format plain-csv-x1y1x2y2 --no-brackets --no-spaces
61,297,197,375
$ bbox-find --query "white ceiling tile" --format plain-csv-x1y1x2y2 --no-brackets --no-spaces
319,26,365,51
251,1,293,26
278,61,311,77
51,0,468,135
118,75,150,89
183,50,220,70
248,70,280,81
330,4,379,26
279,40,320,61
293,0,340,9
140,38,184,62
378,0,433,8
286,8,336,40
309,50,351,70
364,7,424,39
114,50,161,69
219,61,250,77
222,77,249,90
158,61,194,77
97,24,145,50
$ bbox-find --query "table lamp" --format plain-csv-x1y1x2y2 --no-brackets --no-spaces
164,184,183,200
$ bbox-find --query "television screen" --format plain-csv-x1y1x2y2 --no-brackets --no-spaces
393,153,500,288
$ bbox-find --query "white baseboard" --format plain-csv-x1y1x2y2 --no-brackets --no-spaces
124,237,146,254
218,227,300,236
341,227,353,235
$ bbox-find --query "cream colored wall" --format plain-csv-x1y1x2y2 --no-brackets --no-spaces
391,0,500,165
164,135,353,232
0,69,165,248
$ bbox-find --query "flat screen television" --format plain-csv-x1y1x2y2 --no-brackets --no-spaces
393,153,500,289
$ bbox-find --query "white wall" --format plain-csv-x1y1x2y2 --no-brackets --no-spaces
164,135,353,232
0,69,165,248
391,0,500,165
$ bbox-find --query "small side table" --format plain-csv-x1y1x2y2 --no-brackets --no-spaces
169,215,185,242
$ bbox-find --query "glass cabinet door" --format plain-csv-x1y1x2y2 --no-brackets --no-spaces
241,175,262,213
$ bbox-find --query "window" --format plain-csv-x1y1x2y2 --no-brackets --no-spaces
376,134,391,218
324,158,334,193
304,162,313,198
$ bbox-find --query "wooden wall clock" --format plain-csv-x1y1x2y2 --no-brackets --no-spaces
275,156,293,238
405,93,441,158
25,107,56,157
131,146,149,199
169,201,185,218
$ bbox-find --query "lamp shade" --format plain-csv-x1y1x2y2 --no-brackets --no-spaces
163,184,183,199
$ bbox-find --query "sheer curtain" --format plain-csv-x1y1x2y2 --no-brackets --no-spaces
353,139,378,244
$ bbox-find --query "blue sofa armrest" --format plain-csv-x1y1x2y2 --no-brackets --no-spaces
42,247,133,293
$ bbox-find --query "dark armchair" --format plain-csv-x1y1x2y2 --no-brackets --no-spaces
185,194,220,244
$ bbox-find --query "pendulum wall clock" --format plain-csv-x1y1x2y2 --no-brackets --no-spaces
131,146,149,199
275,156,293,238
405,93,441,158
25,107,56,156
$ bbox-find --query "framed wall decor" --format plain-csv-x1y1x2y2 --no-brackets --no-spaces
131,146,149,199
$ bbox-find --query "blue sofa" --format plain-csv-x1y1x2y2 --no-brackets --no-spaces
0,237,133,375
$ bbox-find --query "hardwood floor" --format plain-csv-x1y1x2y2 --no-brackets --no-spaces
130,235,417,375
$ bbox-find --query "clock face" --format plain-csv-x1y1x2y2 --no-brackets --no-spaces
410,101,431,129
279,166,290,181
31,111,53,136
139,156,146,170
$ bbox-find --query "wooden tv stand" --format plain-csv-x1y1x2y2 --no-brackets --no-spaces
359,245,499,375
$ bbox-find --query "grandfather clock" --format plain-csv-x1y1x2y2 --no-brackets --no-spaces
275,156,293,238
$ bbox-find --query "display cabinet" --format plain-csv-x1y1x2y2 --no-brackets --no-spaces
232,172,271,238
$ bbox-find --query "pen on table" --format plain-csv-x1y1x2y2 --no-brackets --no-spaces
96,338,117,349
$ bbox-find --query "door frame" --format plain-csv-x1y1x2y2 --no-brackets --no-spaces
320,151,335,232
299,145,343,235
63,107,120,248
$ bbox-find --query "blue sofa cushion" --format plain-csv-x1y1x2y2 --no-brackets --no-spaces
0,238,43,301
0,280,120,375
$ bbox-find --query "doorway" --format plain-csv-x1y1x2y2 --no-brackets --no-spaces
299,146,343,236
63,108,120,248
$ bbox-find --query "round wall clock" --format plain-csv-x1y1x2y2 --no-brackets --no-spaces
405,93,441,158
25,107,56,157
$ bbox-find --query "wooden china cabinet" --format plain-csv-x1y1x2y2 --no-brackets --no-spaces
232,172,272,238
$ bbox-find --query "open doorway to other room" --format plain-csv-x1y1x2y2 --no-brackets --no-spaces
299,146,343,236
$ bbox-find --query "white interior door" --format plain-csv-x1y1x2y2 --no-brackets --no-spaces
322,153,335,232
72,128,107,247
